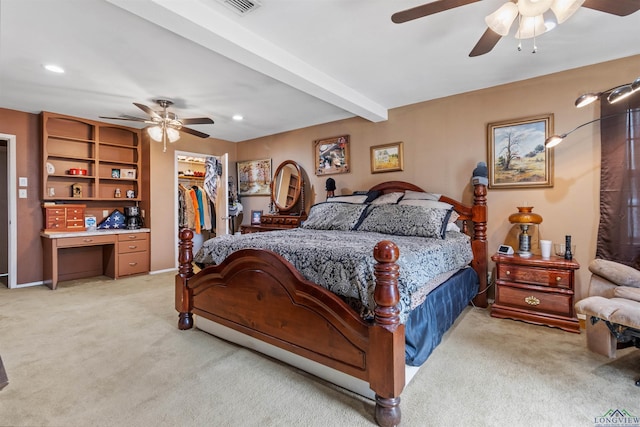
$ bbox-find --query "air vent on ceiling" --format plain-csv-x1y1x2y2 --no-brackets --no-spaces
218,0,261,15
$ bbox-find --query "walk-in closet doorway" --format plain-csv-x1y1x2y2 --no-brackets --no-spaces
174,150,228,268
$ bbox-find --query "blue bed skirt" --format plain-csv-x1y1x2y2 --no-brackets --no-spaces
404,267,479,366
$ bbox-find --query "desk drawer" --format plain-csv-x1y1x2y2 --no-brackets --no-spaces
118,239,149,254
118,251,149,276
118,233,149,242
56,234,115,248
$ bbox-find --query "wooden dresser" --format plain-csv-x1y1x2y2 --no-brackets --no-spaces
491,253,580,333
241,213,307,234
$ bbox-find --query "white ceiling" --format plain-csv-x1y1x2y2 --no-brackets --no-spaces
1,0,639,142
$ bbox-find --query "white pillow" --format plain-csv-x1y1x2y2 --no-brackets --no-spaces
370,192,404,205
402,190,441,201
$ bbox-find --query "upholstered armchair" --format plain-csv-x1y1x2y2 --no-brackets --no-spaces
575,259,640,386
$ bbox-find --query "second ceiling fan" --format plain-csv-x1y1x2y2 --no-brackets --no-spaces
392,0,640,57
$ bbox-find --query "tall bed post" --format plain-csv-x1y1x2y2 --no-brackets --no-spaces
371,240,404,427
176,228,195,330
471,181,488,308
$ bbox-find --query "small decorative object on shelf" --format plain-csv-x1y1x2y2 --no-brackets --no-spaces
47,187,55,197
564,235,573,260
126,190,135,199
114,188,122,198
111,168,121,179
72,183,82,198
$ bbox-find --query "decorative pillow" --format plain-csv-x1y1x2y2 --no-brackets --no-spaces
355,204,452,239
369,192,404,205
301,202,368,231
326,194,368,204
402,190,441,201
398,199,460,223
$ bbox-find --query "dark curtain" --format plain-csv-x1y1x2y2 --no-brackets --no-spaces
596,95,640,268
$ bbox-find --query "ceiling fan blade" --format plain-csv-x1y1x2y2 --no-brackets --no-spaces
469,27,502,57
133,102,162,120
582,0,640,16
392,0,480,23
179,126,210,139
180,117,215,125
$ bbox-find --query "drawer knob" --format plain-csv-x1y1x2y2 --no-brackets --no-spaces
83,238,93,242
556,277,561,282
127,235,137,239
128,245,137,249
505,270,510,275
525,296,540,306
128,262,137,266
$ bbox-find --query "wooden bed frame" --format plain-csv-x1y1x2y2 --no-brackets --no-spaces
175,180,487,426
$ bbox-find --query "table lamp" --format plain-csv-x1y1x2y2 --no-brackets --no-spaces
508,206,543,257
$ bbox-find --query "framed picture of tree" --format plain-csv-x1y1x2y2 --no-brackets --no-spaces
237,158,272,196
487,114,554,189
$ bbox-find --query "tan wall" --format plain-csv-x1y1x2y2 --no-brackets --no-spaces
236,54,640,300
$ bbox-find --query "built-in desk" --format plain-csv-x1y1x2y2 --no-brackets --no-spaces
41,228,150,290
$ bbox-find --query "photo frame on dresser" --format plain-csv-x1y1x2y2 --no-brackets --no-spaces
251,210,263,225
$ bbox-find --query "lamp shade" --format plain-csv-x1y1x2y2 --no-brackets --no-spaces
147,126,163,142
551,0,585,23
509,206,543,225
485,2,518,36
608,85,634,104
517,0,553,17
516,15,547,39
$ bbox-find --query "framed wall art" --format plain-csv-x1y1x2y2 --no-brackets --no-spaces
237,158,272,197
314,135,350,176
370,142,404,173
487,114,554,189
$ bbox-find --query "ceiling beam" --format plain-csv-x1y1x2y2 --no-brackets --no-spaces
106,0,388,122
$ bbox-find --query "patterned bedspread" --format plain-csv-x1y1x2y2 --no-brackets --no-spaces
194,228,474,323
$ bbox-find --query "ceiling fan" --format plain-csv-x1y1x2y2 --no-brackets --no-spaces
100,99,214,152
392,0,640,57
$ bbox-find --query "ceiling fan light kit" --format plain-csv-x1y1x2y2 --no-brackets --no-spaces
392,0,639,57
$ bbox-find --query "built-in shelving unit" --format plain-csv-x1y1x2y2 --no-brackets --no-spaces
42,112,142,202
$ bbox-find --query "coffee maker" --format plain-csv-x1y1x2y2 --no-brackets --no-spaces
124,206,143,230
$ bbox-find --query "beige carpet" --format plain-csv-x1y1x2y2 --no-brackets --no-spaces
0,272,638,427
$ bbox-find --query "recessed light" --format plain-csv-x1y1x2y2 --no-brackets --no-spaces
43,64,65,74
232,114,243,121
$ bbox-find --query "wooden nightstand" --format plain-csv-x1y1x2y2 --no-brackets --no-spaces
491,253,580,333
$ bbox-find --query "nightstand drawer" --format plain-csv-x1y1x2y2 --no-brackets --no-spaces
497,286,573,317
497,264,572,289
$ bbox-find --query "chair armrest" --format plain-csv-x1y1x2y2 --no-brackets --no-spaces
589,259,640,288
613,286,640,303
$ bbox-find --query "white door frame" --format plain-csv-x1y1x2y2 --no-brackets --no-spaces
1,134,17,288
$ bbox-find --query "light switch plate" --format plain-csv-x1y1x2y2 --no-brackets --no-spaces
18,189,27,198
19,177,28,187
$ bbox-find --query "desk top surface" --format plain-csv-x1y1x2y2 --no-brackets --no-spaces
41,228,151,239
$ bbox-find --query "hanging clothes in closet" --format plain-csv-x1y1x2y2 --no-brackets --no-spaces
177,155,223,234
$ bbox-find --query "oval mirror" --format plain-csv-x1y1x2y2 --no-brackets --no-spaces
271,160,303,214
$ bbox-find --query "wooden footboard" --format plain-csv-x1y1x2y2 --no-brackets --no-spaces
176,229,405,426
